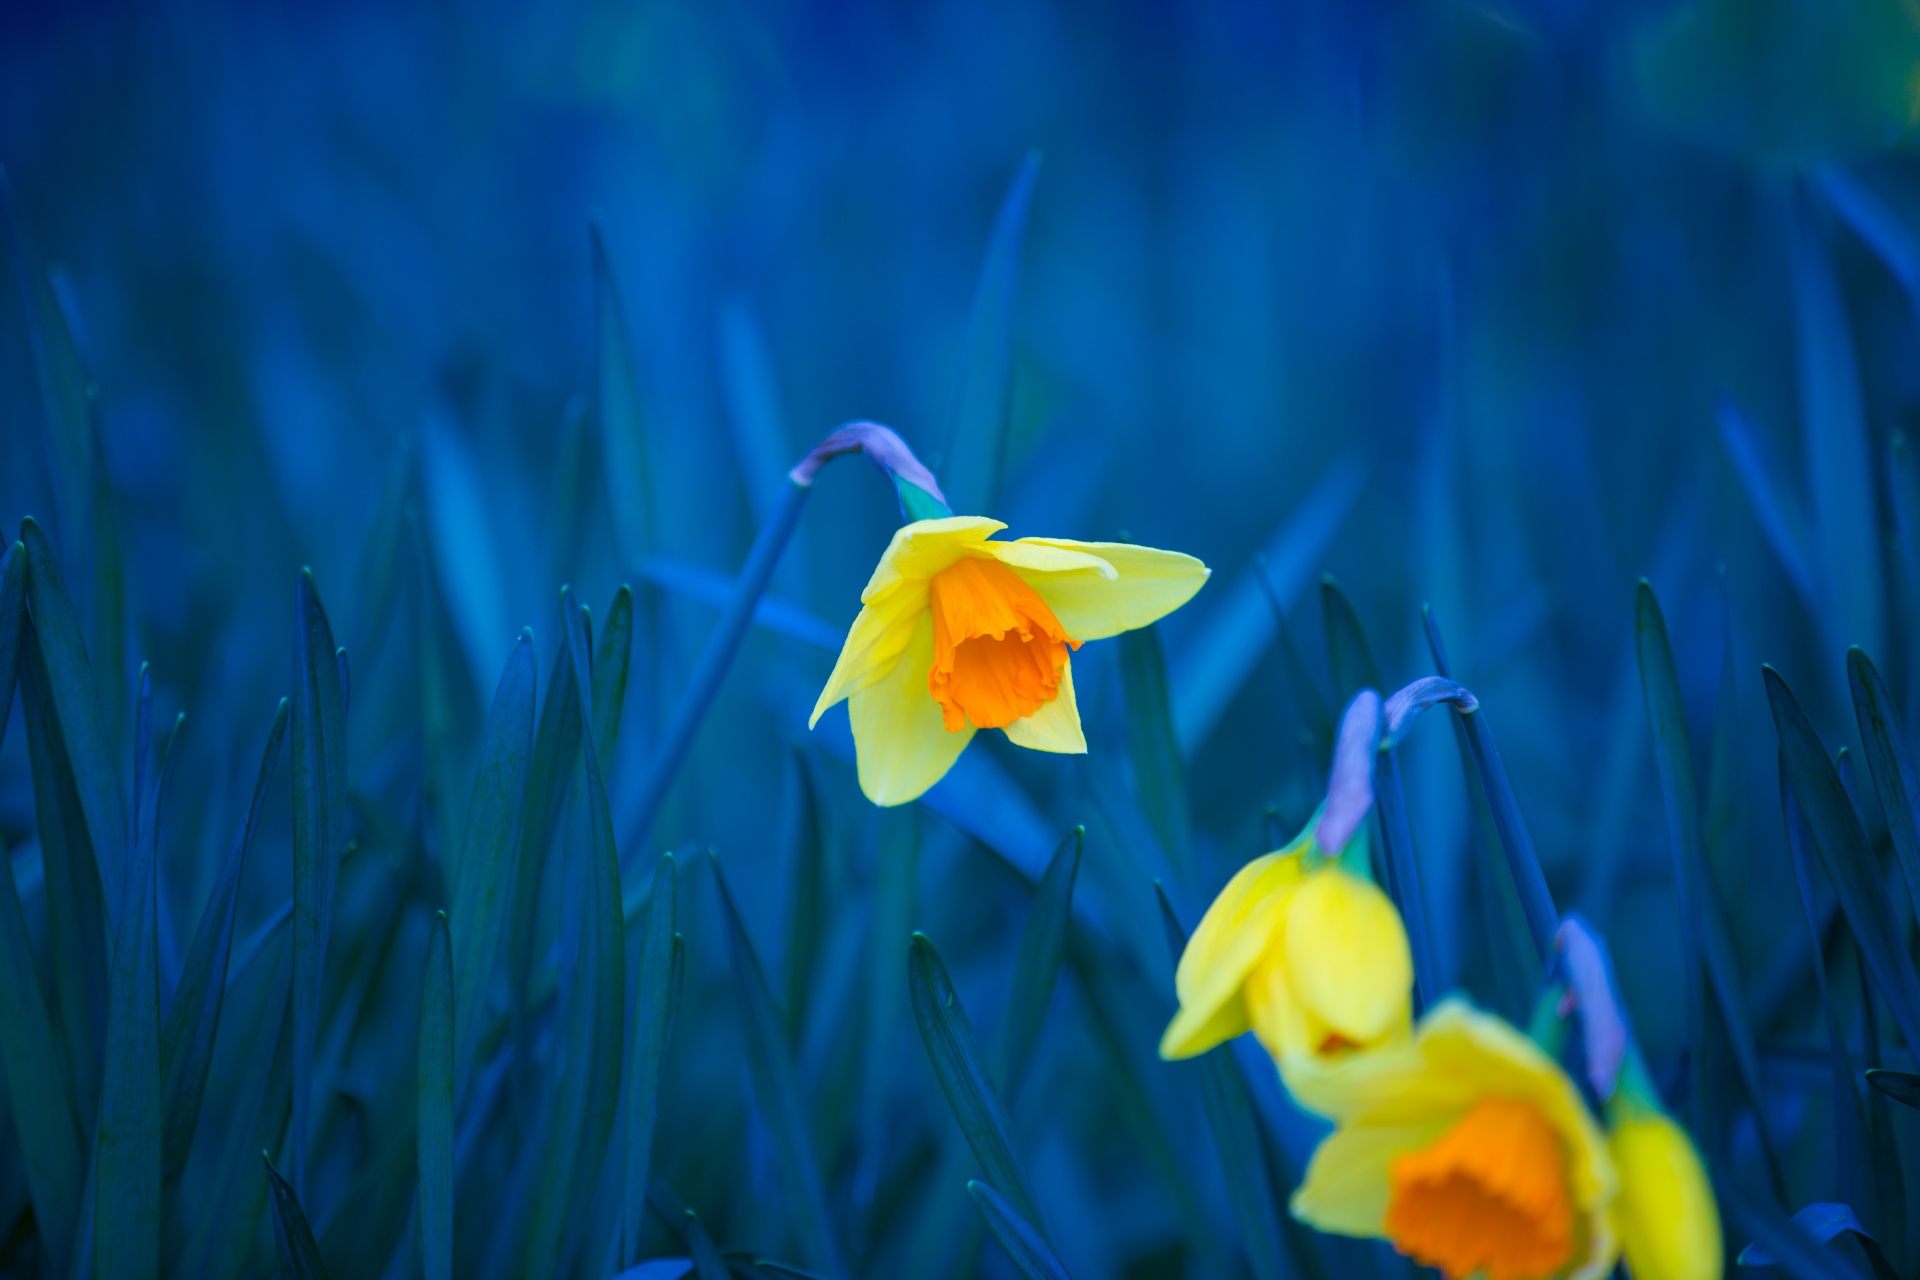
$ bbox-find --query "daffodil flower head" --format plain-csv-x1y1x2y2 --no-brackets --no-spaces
1158,691,1414,1083
810,515,1209,806
1290,999,1620,1280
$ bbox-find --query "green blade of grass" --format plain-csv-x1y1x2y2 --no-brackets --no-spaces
1635,583,1785,1196
289,569,346,1200
1846,648,1920,932
450,631,535,1097
1319,575,1382,705
94,712,178,1280
160,697,287,1188
939,151,1040,518
683,1212,730,1280
592,219,657,570
1766,666,1920,1055
967,1180,1073,1280
712,852,844,1275
1120,624,1190,874
782,750,826,1043
20,517,126,910
908,931,1047,1242
1154,886,1287,1280
623,853,680,1266
420,911,454,1280
593,586,634,768
263,1153,332,1280
997,827,1082,1107
0,543,23,753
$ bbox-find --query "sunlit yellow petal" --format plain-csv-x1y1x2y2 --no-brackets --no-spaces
1158,851,1308,1060
848,610,975,805
1290,1118,1453,1238
860,516,1006,601
1247,955,1412,1113
1281,868,1413,1046
810,584,927,727
1011,539,1210,640
1002,657,1087,753
1613,1114,1722,1280
986,539,1117,579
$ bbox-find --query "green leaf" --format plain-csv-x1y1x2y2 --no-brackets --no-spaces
623,854,680,1267
1634,582,1785,1195
160,697,288,1188
1736,1200,1893,1280
997,828,1082,1106
683,1212,730,1280
908,932,1047,1240
853,807,919,1226
263,1152,332,1280
712,853,844,1275
1868,1069,1920,1108
1119,624,1190,870
782,750,826,1043
1846,648,1920,932
1319,575,1382,705
1154,887,1289,1280
968,1181,1072,1280
95,712,177,1280
420,911,454,1280
1766,665,1920,1055
593,585,634,767
0,820,81,1271
450,631,535,1096
20,517,127,906
289,569,346,1199
593,219,657,567
895,477,953,524
0,543,24,751
939,151,1040,518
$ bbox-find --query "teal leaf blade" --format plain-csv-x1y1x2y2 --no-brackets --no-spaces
623,853,679,1267
711,852,843,1276
1120,623,1190,872
683,1212,729,1280
420,911,454,1280
450,630,536,1096
997,827,1082,1107
1319,575,1382,705
592,585,634,767
1867,1069,1920,1108
263,1153,332,1280
967,1180,1073,1280
592,219,656,568
908,931,1047,1242
160,697,288,1188
940,150,1041,518
1846,648,1920,932
0,542,24,751
289,569,346,1200
783,751,825,1043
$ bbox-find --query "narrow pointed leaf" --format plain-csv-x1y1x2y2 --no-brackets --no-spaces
683,1213,729,1280
1767,666,1920,1054
967,1181,1073,1280
289,569,346,1199
624,854,679,1266
1120,624,1190,870
783,751,825,1042
509,631,581,1081
1319,575,1382,705
160,697,288,1186
1716,401,1816,603
450,631,535,1095
940,151,1040,517
712,853,843,1275
997,827,1081,1106
593,220,655,568
593,586,633,767
1847,648,1920,931
420,911,454,1280
909,931,1047,1240
1738,1202,1893,1280
264,1154,331,1280
0,543,22,745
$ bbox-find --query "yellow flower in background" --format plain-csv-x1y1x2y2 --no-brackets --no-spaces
1157,822,1413,1082
810,516,1208,806
1610,1109,1722,1280
1290,1000,1619,1280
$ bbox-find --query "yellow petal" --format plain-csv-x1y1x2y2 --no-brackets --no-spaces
859,516,1006,601
1245,956,1411,1113
1009,538,1210,640
1290,1118,1453,1238
1003,657,1087,753
810,584,927,727
1613,1114,1722,1280
848,610,975,805
1281,868,1413,1047
1159,849,1307,1060
987,539,1117,579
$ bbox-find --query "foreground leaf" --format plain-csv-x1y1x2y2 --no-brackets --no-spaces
968,1180,1073,1280
593,220,656,569
997,827,1082,1106
1847,648,1920,931
623,854,680,1266
1120,624,1190,870
1738,1201,1893,1280
263,1153,332,1280
420,911,454,1280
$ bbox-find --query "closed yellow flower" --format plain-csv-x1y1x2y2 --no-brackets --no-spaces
1290,999,1619,1280
1611,1112,1721,1280
810,516,1208,805
1157,825,1413,1083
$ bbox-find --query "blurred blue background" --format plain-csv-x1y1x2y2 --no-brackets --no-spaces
7,0,1920,1275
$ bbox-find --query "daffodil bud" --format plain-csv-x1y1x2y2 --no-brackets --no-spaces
1610,1111,1722,1280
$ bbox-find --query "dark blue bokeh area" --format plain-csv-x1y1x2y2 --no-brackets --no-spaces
7,0,1920,1274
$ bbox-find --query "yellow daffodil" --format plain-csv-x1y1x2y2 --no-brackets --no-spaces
1290,999,1620,1280
1609,1102,1721,1280
1157,821,1413,1082
810,516,1208,805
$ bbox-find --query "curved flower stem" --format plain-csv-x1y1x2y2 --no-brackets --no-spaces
1371,743,1437,1016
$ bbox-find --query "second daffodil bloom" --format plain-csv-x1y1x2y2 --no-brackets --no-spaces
810,516,1208,805
1159,691,1413,1083
1290,999,1620,1280
1609,1110,1721,1280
